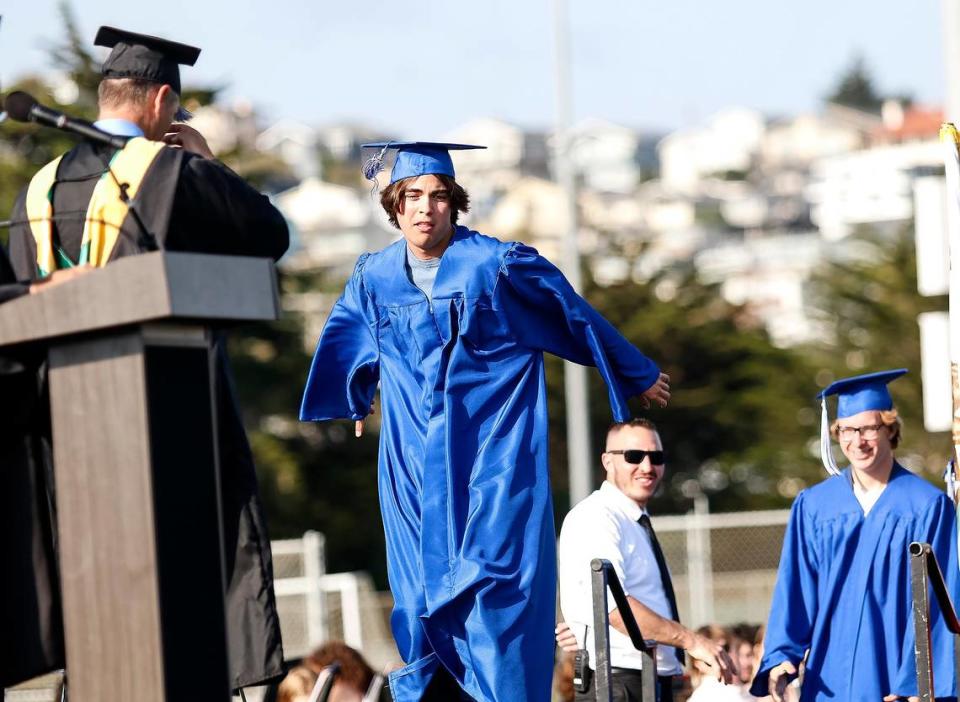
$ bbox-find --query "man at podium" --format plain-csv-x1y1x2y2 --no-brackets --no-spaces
3,26,288,692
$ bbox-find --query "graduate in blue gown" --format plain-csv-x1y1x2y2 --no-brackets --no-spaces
751,369,959,702
299,142,671,702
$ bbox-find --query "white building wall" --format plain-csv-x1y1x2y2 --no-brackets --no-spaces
807,140,941,241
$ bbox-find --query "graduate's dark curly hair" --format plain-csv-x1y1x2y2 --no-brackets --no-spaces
379,173,470,229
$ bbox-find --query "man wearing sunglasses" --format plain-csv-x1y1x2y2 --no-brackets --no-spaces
558,418,737,702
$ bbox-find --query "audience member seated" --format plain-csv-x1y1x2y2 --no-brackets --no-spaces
687,625,752,702
277,665,318,702
729,623,759,689
305,641,376,702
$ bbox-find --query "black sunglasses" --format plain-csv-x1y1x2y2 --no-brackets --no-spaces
606,449,666,465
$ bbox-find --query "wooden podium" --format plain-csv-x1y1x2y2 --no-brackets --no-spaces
0,252,280,702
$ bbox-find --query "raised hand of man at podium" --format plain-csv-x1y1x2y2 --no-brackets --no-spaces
162,123,215,160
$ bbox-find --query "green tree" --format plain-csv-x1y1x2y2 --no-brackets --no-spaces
545,266,823,522
229,268,390,584
1,2,100,243
825,55,883,112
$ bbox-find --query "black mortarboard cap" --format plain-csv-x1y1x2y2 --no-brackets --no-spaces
95,26,200,96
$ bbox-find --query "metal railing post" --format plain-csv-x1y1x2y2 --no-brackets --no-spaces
910,541,960,702
911,542,935,702
591,558,659,702
591,559,613,702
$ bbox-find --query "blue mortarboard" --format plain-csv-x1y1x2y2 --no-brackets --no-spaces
360,142,486,185
816,368,908,475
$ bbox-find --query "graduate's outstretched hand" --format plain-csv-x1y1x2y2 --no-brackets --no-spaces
554,622,579,653
768,661,797,702
882,695,919,702
639,372,670,409
355,400,376,438
686,632,737,685
163,123,215,160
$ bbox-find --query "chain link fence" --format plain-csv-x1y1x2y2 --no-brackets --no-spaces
654,504,790,628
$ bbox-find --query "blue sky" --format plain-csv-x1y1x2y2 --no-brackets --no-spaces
1,0,946,138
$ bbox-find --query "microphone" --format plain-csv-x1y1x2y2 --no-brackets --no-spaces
4,91,129,150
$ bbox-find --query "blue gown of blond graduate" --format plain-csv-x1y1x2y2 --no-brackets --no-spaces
300,227,661,702
751,464,959,702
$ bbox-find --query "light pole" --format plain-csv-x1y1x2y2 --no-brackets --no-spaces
553,0,593,506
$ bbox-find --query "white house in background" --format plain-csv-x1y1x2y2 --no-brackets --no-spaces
443,118,526,174
441,118,530,210
658,108,766,194
474,176,597,262
256,120,320,180
580,190,645,234
568,118,643,194
806,139,941,241
317,123,396,162
695,232,825,346
636,181,698,234
187,102,257,156
760,110,873,171
274,177,395,272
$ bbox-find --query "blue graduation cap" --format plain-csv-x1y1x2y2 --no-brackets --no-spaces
360,142,486,185
816,368,907,475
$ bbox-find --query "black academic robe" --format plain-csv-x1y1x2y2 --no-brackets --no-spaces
5,140,289,690
0,246,65,688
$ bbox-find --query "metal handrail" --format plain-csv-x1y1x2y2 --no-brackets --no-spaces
909,541,960,702
591,558,659,702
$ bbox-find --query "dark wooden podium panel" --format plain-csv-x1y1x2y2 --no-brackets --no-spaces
49,329,230,701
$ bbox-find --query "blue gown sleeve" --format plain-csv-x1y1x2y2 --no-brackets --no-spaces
496,244,661,421
299,254,380,421
750,492,818,696
892,493,959,699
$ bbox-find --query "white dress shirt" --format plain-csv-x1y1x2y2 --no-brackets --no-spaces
558,480,683,675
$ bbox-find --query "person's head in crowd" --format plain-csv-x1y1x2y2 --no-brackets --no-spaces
602,418,665,508
730,623,760,685
276,665,318,702
305,640,375,702
752,623,766,668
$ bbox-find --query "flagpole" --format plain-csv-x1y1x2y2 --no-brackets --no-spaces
941,5,960,569
940,124,960,576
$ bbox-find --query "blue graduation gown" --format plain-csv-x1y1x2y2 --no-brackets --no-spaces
300,227,660,702
751,464,959,701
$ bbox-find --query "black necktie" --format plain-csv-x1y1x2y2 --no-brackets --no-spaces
638,513,685,664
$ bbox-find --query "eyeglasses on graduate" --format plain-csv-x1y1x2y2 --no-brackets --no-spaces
836,423,885,442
